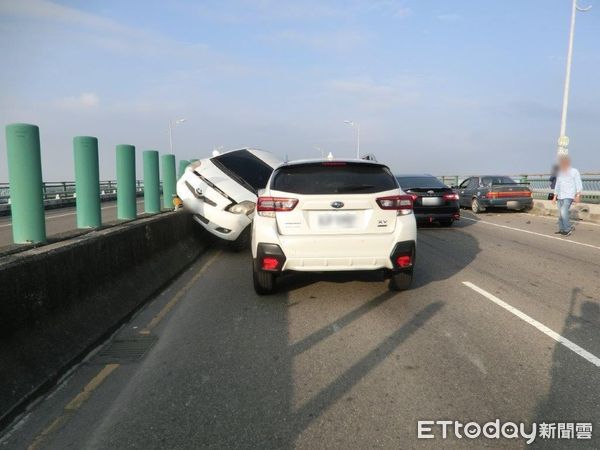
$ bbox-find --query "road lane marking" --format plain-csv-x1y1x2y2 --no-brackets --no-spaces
0,201,145,228
462,216,600,251
463,282,600,368
27,364,119,450
141,250,222,332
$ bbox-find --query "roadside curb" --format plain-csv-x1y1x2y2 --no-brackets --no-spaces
531,200,600,225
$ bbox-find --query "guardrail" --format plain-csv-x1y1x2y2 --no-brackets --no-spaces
0,180,145,205
438,174,600,204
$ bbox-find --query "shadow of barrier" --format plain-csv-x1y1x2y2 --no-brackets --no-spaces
0,212,211,429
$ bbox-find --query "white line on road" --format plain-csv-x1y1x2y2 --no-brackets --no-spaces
0,201,145,228
462,216,600,251
463,281,600,368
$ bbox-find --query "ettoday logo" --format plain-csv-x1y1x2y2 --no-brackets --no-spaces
418,420,593,444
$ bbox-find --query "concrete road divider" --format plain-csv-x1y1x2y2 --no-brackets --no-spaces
531,200,600,224
0,212,211,428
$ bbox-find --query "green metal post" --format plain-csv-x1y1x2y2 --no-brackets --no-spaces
73,136,101,228
161,154,177,209
178,159,190,179
143,150,161,213
116,144,136,220
5,123,46,243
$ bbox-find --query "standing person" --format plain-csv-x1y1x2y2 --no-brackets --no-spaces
552,155,583,236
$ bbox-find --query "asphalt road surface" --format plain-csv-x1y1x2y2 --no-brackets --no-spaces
0,201,145,247
1,211,599,449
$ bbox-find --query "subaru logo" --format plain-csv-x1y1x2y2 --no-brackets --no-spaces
331,201,344,209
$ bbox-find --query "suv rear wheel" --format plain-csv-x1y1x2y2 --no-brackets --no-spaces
389,270,413,291
253,265,276,295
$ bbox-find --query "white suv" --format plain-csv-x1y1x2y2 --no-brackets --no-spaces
251,159,417,294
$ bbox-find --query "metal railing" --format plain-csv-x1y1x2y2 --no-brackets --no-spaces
0,180,145,205
437,173,600,204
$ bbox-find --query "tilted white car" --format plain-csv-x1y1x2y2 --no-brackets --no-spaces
177,148,283,249
251,159,417,294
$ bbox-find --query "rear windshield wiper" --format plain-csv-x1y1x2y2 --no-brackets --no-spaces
337,184,376,193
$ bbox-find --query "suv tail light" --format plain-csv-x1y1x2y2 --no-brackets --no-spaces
396,255,412,268
257,197,299,217
443,193,459,201
262,257,280,271
376,195,413,215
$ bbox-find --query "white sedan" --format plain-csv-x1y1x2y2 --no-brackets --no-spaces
177,148,282,250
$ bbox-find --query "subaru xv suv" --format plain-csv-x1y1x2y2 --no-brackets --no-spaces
251,159,417,294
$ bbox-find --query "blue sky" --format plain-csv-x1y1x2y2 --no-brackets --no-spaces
0,0,598,181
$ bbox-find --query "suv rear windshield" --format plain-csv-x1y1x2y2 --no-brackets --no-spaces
396,176,446,189
271,162,398,194
211,150,274,193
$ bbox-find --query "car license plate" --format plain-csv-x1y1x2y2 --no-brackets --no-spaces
507,201,521,209
317,212,358,229
422,197,442,206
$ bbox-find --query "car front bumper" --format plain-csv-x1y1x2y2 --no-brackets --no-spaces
177,179,252,241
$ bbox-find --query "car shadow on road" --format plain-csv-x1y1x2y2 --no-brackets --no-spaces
532,287,600,448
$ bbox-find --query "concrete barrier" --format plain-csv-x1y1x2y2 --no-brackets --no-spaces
531,200,600,224
0,212,211,427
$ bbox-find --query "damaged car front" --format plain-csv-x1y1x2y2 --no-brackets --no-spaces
176,148,282,250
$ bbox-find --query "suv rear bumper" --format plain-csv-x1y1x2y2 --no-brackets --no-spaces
253,214,417,272
254,238,416,272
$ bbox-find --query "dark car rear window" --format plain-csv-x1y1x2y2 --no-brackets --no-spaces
211,150,274,193
271,162,398,194
481,176,517,186
396,176,446,189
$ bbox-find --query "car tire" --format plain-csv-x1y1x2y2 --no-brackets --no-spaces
439,220,453,227
230,226,251,252
471,198,484,214
253,265,276,295
389,270,413,291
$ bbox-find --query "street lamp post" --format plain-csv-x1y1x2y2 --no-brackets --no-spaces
169,118,186,154
557,0,591,155
344,120,360,159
